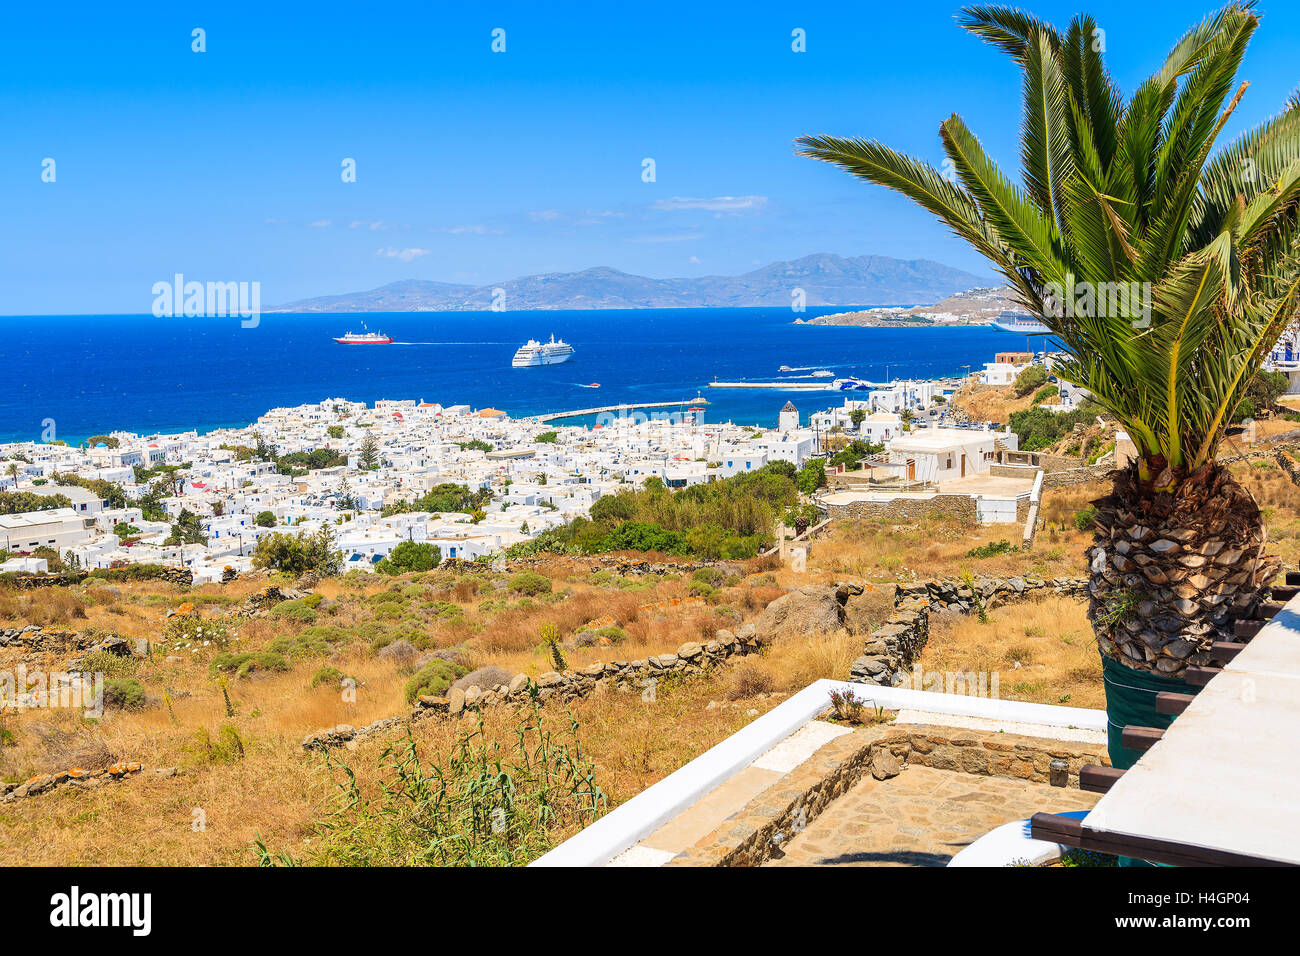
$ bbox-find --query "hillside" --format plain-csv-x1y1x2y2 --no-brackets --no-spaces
270,254,991,312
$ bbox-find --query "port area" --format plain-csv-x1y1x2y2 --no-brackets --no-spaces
707,381,850,390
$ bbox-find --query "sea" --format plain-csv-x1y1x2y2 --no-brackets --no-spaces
0,308,1018,444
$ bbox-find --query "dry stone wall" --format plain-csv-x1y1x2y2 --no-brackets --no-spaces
850,576,1087,685
822,495,977,523
895,576,1088,613
849,599,929,685
301,626,767,751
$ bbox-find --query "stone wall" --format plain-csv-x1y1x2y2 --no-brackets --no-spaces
894,576,1088,614
0,566,193,590
301,626,767,751
904,725,1107,783
666,722,1108,866
1041,465,1113,489
0,762,154,803
848,575,1087,686
849,599,929,685
822,494,976,523
668,724,910,867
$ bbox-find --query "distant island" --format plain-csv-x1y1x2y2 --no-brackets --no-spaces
270,253,992,312
794,286,1021,327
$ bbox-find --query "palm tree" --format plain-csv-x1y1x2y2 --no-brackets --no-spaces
798,4,1298,679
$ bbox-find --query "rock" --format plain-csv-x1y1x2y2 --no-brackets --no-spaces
870,749,903,780
452,666,514,694
447,687,466,715
754,586,845,642
536,671,563,687
507,673,529,695
132,638,150,658
676,641,704,660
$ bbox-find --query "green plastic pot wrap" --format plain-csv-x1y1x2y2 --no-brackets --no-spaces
1101,653,1194,770
1100,653,1196,867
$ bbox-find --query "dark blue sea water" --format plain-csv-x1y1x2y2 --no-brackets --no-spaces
1,308,1015,443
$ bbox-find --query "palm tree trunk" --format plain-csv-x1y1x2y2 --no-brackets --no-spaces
1088,462,1278,675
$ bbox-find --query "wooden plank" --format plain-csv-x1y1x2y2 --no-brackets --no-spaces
1253,601,1285,620
1079,765,1124,794
1029,813,1292,867
1210,641,1247,663
1185,665,1222,687
1155,691,1195,716
1271,585,1299,602
1286,571,1300,587
1121,725,1164,752
1233,619,1265,640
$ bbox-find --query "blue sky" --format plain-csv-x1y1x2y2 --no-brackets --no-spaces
2,0,1298,314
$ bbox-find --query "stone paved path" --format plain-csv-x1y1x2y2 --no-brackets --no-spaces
766,766,1099,867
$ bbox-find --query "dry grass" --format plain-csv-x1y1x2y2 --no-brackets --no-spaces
919,595,1103,709
948,382,1035,424
807,510,1092,584
5,454,1297,865
0,668,784,866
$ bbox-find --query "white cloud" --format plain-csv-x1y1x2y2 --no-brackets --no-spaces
435,224,504,235
376,247,432,262
349,220,387,231
653,195,768,214
626,233,704,243
689,255,702,264
308,219,333,228
529,209,562,222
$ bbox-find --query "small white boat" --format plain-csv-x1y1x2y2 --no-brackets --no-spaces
811,369,834,378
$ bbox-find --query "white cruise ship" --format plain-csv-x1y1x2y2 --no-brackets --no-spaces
512,335,575,367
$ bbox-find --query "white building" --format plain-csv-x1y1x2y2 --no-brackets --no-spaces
859,412,903,444
885,426,1017,484
0,508,97,554
868,380,936,413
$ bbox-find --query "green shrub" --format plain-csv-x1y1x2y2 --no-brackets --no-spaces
270,600,318,624
966,540,1018,558
691,567,727,588
1031,384,1060,405
103,678,147,710
267,631,331,660
185,724,246,765
80,650,138,680
310,665,349,688
1074,506,1098,532
210,651,290,678
377,541,442,575
1012,365,1050,397
508,571,552,596
404,659,469,703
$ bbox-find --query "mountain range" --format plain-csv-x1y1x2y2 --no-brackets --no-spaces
270,254,991,312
